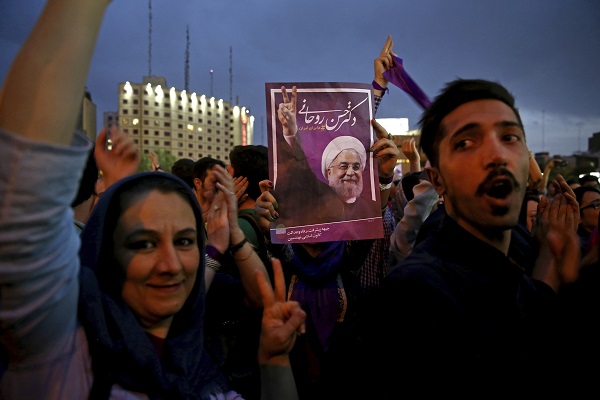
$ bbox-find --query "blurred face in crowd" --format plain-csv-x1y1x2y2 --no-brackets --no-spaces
579,190,600,233
113,190,200,335
194,168,219,206
326,149,363,202
427,99,529,241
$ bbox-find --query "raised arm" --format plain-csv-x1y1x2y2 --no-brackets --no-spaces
373,34,395,98
208,165,272,306
0,0,111,144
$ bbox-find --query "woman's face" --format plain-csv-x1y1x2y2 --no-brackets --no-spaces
113,189,200,330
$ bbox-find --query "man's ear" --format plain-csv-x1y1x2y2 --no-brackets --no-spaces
426,166,446,195
193,177,202,190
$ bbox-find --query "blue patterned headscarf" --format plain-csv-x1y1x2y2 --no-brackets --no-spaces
78,172,228,399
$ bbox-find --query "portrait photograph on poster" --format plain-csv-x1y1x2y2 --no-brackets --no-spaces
265,82,384,244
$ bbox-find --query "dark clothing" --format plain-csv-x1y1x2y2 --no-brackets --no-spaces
274,135,379,228
414,204,538,275
577,224,592,257
557,261,600,395
361,215,560,397
281,242,365,400
204,210,272,400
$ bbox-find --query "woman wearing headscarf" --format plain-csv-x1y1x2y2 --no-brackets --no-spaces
0,0,305,398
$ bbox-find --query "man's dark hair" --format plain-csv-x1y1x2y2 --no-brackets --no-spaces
193,157,225,183
400,172,423,202
229,145,268,200
171,158,195,189
418,79,524,167
566,177,580,186
72,145,99,207
578,174,598,186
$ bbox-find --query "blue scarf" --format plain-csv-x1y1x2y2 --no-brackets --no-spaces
288,241,347,352
78,172,228,399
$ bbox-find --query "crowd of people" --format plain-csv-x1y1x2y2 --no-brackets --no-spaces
1,1,597,399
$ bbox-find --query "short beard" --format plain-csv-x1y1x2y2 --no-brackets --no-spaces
329,178,363,202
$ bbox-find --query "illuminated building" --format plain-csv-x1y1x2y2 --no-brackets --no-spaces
113,76,254,161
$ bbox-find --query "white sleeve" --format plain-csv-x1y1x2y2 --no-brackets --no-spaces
0,128,91,364
388,180,440,267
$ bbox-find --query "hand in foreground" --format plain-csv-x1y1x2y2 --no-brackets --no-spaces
278,86,298,137
255,180,279,235
211,165,243,238
95,125,140,188
532,175,581,290
205,189,231,254
537,174,580,233
234,175,249,206
371,119,399,178
257,258,306,366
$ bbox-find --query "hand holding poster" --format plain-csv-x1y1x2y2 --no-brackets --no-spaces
265,82,384,244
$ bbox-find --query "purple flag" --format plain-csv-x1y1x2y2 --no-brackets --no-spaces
383,54,431,110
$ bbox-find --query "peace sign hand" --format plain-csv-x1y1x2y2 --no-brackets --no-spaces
278,86,298,137
257,259,306,365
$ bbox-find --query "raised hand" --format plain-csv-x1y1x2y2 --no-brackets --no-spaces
537,174,580,232
373,34,396,91
211,164,240,234
233,175,249,206
255,180,279,236
257,258,306,365
532,175,581,290
94,125,140,188
205,189,231,254
401,137,421,173
278,86,298,137
370,119,400,179
148,150,160,171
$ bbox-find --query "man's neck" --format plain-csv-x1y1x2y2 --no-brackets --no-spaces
451,216,512,255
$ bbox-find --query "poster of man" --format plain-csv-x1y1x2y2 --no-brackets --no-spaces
265,82,384,243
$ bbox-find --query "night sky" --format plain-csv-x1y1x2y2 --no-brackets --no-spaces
1,0,599,156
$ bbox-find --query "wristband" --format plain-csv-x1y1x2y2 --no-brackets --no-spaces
379,175,394,184
229,237,248,255
372,80,389,94
205,255,222,272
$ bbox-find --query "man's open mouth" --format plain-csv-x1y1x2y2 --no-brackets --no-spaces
486,179,514,199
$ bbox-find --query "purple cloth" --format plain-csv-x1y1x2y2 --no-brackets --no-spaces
288,241,347,352
383,55,431,110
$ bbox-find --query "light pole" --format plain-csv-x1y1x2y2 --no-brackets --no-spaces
210,69,214,97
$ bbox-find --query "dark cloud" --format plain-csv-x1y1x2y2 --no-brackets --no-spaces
1,0,599,156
